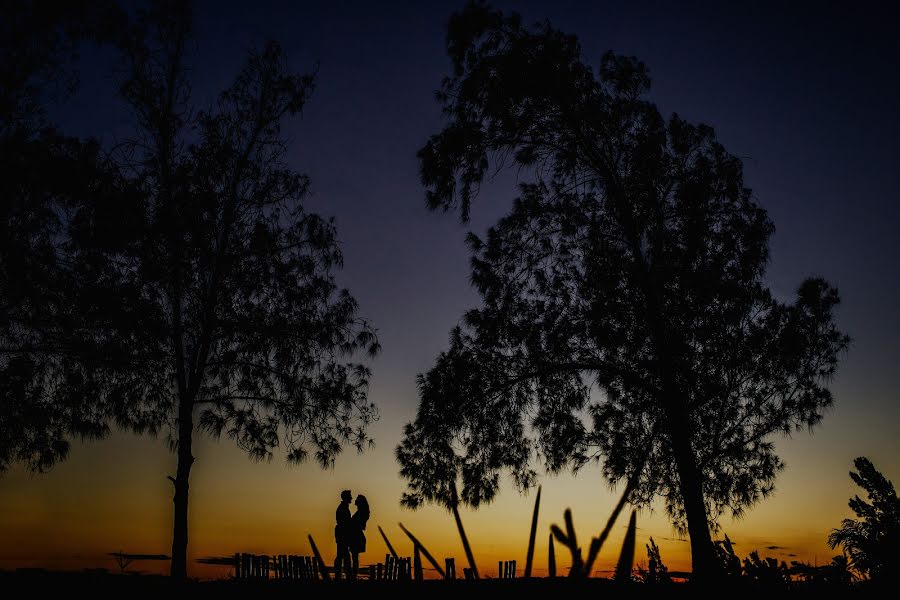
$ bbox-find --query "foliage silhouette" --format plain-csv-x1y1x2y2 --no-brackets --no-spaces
0,0,126,474
828,457,900,582
824,553,855,586
713,534,742,579
742,551,790,589
550,510,586,577
712,533,800,589
112,551,133,574
549,504,638,579
395,425,480,579
636,537,670,584
790,554,855,587
2,0,377,580
398,0,849,580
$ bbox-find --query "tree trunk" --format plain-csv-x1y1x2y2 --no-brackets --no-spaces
667,402,718,582
627,226,719,582
643,286,718,581
169,396,194,579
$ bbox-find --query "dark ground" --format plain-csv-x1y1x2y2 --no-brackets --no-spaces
0,571,884,599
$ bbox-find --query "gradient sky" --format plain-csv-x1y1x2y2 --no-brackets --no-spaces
2,0,899,579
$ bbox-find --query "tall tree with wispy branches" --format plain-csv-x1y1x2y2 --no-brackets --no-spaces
1,1,378,579
397,1,848,580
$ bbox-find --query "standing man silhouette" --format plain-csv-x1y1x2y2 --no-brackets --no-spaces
334,489,353,580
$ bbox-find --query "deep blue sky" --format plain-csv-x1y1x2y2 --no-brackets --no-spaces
56,0,900,448
186,0,900,421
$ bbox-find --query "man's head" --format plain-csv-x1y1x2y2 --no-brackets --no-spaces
340,490,352,503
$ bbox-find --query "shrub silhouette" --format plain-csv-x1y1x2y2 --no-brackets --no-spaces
636,537,670,584
828,456,900,582
742,551,790,588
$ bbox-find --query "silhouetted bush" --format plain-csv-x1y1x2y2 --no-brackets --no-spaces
828,457,900,583
636,537,670,584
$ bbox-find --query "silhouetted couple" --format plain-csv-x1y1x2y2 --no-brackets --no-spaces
334,489,369,580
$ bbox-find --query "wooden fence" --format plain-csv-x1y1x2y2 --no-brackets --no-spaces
369,554,412,580
234,552,483,582
234,552,420,581
235,553,324,581
498,560,518,579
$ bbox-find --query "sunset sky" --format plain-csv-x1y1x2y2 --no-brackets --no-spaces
2,0,899,579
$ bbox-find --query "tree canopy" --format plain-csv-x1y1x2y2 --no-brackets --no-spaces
398,1,848,578
829,457,900,582
1,0,124,473
1,0,378,578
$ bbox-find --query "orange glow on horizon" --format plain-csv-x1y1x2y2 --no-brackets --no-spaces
3,404,891,581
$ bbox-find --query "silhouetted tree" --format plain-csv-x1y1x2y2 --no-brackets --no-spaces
398,1,848,580
2,1,378,580
823,553,856,586
828,457,900,582
1,0,124,472
637,537,670,584
713,534,742,579
742,551,790,589
790,554,855,587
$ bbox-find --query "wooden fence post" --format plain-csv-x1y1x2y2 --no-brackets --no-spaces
445,557,455,579
398,523,446,578
308,534,330,581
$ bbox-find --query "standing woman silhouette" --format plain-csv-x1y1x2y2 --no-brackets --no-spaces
350,494,370,579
